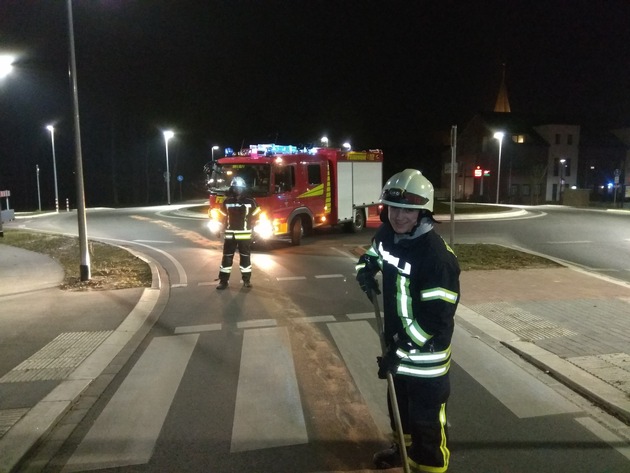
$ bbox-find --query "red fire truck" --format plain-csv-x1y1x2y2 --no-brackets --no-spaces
205,144,383,245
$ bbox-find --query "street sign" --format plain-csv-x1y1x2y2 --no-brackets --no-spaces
177,175,183,182
0,190,10,198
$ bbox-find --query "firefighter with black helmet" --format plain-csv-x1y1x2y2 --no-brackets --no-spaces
216,176,261,290
356,169,460,472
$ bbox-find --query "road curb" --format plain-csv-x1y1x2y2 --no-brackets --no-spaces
503,340,630,425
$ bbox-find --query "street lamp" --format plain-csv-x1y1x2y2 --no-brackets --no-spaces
0,55,14,79
67,0,90,281
211,145,219,161
36,165,41,212
342,142,351,151
559,158,566,203
493,131,504,204
0,55,15,238
321,136,329,147
46,125,60,212
163,130,174,204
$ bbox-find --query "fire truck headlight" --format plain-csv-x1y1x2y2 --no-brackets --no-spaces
254,213,274,240
207,219,223,235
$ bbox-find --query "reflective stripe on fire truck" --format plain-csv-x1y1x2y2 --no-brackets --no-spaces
325,162,331,213
298,184,324,198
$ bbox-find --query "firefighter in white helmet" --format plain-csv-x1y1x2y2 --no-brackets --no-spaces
356,169,460,472
216,176,261,289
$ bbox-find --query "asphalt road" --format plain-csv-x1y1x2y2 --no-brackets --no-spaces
13,203,630,472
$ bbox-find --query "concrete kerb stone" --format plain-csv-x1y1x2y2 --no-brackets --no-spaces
0,256,164,473
504,340,630,425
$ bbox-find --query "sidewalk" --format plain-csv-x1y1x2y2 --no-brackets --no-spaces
1,238,630,471
0,244,164,473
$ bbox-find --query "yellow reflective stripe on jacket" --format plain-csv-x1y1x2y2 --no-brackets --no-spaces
421,287,458,304
396,345,451,364
397,274,432,346
225,230,252,240
397,363,449,378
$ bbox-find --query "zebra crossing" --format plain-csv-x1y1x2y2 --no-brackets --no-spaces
58,308,583,472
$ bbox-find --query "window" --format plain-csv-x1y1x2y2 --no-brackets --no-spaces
307,164,322,185
522,184,531,197
555,133,561,144
274,166,295,193
567,134,573,145
512,134,525,143
510,184,518,196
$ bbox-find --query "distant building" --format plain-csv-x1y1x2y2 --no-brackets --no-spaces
442,69,629,204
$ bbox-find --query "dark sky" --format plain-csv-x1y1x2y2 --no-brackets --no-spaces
1,0,630,209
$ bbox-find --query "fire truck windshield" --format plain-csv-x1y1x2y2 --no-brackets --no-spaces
207,163,271,197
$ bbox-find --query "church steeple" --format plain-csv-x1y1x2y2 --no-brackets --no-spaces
494,63,511,113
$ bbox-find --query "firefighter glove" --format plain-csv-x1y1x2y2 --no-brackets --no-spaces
356,269,380,301
377,345,400,379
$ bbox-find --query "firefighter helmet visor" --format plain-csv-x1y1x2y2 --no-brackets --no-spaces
380,188,430,207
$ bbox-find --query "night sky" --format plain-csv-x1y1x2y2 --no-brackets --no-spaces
1,1,630,209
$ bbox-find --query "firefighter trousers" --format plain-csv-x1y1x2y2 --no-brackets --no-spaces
387,374,450,472
219,235,252,282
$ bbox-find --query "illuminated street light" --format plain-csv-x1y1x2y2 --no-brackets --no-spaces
342,142,351,151
211,145,219,161
0,55,15,237
321,136,329,147
0,55,14,79
163,130,174,205
559,158,566,203
493,131,504,204
46,125,60,212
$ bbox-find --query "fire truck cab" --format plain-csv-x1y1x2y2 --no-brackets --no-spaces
205,144,383,245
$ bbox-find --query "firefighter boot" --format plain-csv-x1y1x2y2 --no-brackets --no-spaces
373,444,402,469
242,277,252,288
216,278,229,290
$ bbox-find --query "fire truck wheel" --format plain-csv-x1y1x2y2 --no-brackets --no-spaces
345,209,365,233
290,218,303,246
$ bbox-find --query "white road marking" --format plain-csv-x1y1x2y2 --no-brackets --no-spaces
292,315,337,324
237,319,277,329
62,334,198,472
133,240,173,244
314,274,345,279
100,238,188,287
174,323,222,334
328,321,390,435
545,240,592,244
276,276,307,281
231,327,307,452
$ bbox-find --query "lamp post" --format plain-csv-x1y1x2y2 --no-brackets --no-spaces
211,145,219,161
559,158,566,203
67,0,90,281
342,142,351,151
36,165,41,211
46,125,60,212
493,131,504,204
321,136,329,147
163,130,174,204
0,54,15,237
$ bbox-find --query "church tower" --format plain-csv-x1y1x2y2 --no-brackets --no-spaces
494,63,511,113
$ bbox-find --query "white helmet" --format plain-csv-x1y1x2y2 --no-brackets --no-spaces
230,176,246,189
380,169,434,212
